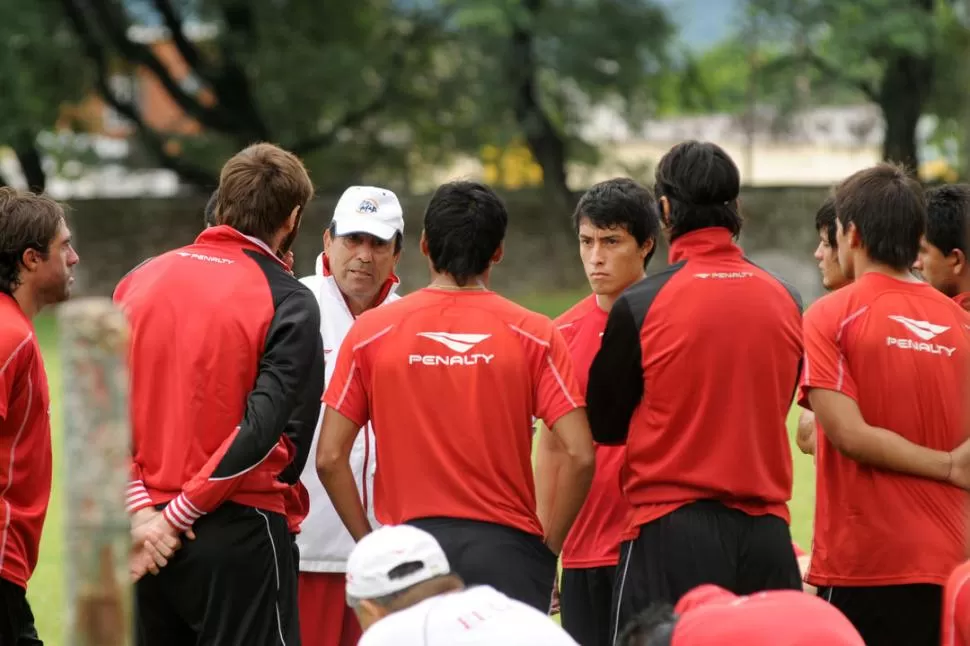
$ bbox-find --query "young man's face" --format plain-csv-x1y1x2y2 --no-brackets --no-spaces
30,220,79,305
913,236,961,297
324,230,399,306
813,229,849,291
578,219,651,299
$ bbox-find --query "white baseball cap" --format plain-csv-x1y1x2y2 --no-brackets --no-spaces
331,186,405,242
346,525,451,600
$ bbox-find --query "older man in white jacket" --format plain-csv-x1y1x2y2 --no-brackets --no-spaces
297,186,404,646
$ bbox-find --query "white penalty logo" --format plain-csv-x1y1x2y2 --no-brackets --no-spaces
886,315,955,357
410,332,494,366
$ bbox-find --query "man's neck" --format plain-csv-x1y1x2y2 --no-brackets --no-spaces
345,293,382,317
428,271,489,290
853,255,920,283
956,276,970,298
11,287,40,320
595,273,646,312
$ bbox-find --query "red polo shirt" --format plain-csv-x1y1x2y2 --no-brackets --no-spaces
556,295,630,568
800,272,969,587
323,287,584,536
0,294,52,591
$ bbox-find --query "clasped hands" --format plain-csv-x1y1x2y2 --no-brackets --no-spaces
129,507,196,582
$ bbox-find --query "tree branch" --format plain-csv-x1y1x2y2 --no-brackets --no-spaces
760,50,879,103
289,11,448,157
149,0,216,86
69,0,238,135
60,0,216,186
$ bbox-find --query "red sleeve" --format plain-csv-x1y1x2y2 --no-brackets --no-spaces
535,325,585,427
798,300,859,409
322,324,369,428
0,331,31,423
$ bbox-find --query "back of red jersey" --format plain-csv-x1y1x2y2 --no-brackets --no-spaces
801,272,970,586
324,288,584,537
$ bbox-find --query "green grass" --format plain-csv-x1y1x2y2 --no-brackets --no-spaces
27,291,815,645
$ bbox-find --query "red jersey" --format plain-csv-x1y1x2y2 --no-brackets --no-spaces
587,228,803,532
954,292,970,312
944,560,970,646
115,226,325,531
323,287,584,537
800,272,970,587
556,295,630,568
0,295,52,590
671,584,864,645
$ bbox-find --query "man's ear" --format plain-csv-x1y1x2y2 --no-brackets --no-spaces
420,230,430,258
490,241,504,265
659,196,671,229
19,247,44,274
323,228,333,254
640,238,656,263
846,222,862,249
951,248,967,276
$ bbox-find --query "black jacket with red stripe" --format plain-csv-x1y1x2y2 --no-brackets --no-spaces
115,225,325,530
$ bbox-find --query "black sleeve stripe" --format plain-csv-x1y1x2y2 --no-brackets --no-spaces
586,262,686,445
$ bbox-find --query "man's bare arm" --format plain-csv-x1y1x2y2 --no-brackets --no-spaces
542,409,595,555
808,389,957,482
534,421,567,532
316,408,372,541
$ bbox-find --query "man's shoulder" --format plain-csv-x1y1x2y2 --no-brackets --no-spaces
554,294,596,327
0,313,34,363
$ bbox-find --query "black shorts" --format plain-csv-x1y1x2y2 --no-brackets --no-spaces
0,578,43,646
561,565,615,646
817,584,943,646
135,502,299,646
610,500,801,644
407,517,558,613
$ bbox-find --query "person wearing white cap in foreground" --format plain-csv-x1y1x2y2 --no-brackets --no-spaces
296,186,405,646
347,525,579,645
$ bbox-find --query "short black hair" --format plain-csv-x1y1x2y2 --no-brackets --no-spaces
834,163,925,270
573,178,662,268
815,195,837,248
925,183,970,256
423,181,508,286
617,603,678,646
654,140,742,242
204,188,219,228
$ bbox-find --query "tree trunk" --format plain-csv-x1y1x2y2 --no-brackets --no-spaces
509,0,574,209
877,15,934,172
15,138,46,193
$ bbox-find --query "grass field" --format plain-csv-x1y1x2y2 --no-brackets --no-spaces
26,291,816,645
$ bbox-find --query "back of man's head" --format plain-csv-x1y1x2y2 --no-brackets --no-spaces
925,183,970,258
423,181,508,286
654,140,742,242
834,162,924,271
617,604,678,646
346,525,463,630
216,143,314,243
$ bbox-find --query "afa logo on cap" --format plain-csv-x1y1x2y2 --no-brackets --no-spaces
357,198,379,214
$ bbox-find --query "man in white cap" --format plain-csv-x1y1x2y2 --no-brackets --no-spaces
347,525,579,645
296,186,405,646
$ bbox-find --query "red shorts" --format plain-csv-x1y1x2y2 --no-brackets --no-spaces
298,572,362,646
